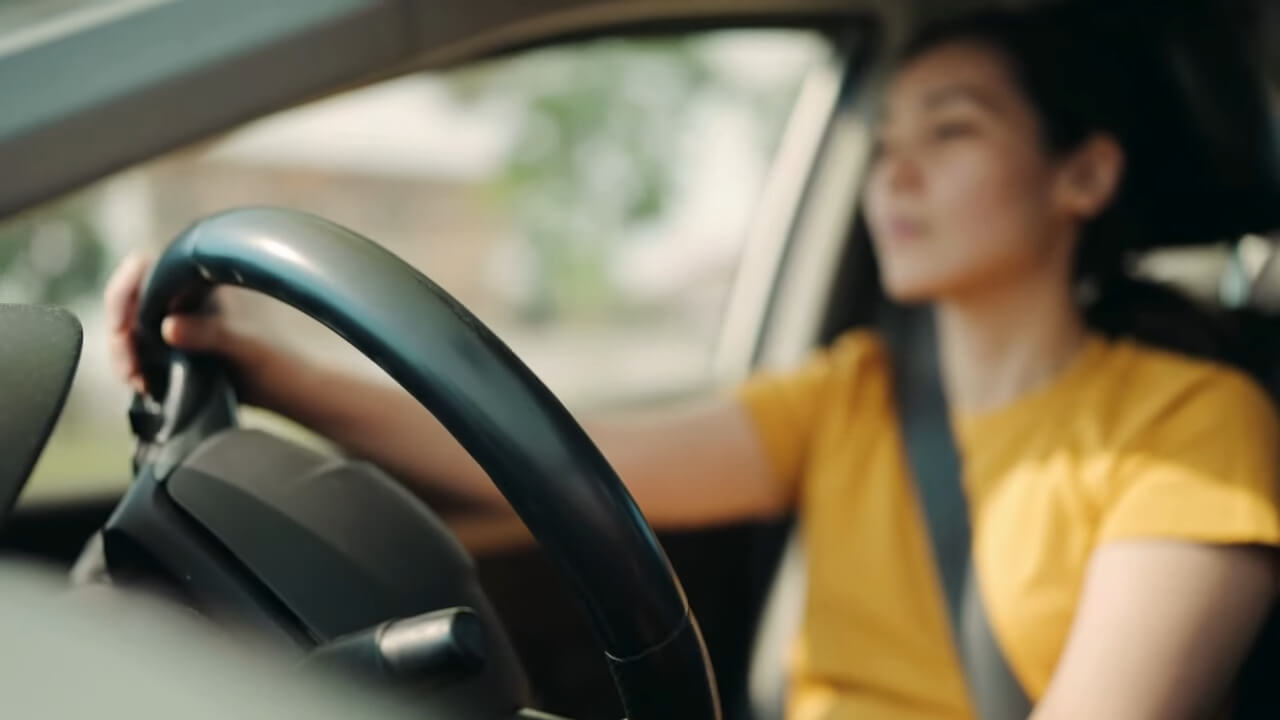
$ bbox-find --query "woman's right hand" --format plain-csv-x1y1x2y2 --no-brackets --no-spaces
104,251,285,405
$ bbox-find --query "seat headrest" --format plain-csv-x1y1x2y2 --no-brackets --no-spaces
1136,0,1280,244
968,1,1280,246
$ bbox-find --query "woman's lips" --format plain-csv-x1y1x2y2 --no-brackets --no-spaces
883,216,927,243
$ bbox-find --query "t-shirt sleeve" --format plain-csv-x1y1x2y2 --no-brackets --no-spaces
733,331,874,503
1099,370,1280,546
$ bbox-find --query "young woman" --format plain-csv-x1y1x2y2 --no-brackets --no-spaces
105,9,1280,719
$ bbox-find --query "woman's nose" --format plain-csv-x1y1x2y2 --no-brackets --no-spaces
882,149,924,194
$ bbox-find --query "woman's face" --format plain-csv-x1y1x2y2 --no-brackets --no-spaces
864,41,1079,303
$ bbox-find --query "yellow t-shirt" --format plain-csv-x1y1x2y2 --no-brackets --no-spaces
737,330,1280,720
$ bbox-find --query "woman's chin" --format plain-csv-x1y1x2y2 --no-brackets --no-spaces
879,274,938,305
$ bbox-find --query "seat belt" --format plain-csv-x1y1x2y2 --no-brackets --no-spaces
879,303,1033,720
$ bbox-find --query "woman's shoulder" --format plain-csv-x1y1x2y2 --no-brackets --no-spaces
734,328,890,433
1086,336,1280,545
769,328,890,386
1100,336,1276,419
826,327,888,362
1086,334,1280,457
818,328,897,391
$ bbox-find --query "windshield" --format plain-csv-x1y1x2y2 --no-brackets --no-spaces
2,26,831,501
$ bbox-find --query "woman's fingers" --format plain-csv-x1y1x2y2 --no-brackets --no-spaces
104,252,155,390
104,252,238,392
160,314,231,352
103,252,152,334
108,327,145,393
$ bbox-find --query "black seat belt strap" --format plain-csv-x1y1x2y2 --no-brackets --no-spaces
879,304,1032,720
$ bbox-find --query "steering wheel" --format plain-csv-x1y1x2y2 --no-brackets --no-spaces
99,207,719,720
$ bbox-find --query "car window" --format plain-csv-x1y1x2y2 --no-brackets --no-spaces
3,28,832,501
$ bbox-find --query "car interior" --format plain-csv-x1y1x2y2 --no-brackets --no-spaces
4,0,1280,718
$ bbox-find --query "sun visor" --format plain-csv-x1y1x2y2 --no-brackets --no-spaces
0,305,82,518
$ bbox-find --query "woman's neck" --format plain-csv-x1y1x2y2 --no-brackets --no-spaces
936,270,1088,416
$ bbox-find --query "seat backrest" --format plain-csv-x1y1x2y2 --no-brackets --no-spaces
746,531,806,720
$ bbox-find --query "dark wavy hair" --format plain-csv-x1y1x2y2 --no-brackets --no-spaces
898,6,1262,374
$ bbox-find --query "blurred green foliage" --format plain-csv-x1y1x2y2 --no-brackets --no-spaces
448,35,805,323
0,32,813,316
0,195,107,305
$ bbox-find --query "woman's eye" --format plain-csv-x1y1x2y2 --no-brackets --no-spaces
932,121,975,141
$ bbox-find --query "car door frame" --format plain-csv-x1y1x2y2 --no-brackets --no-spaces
0,0,909,218
0,0,916,716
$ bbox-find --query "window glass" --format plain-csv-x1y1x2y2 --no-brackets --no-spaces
3,29,831,500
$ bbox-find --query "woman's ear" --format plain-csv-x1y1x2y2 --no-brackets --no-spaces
1054,134,1125,220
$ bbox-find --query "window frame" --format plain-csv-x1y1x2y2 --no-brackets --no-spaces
8,16,876,503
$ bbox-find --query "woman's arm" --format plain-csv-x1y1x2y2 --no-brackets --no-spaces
270,358,789,531
1033,540,1278,720
108,251,790,546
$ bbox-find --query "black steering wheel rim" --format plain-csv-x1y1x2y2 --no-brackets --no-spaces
133,206,720,720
